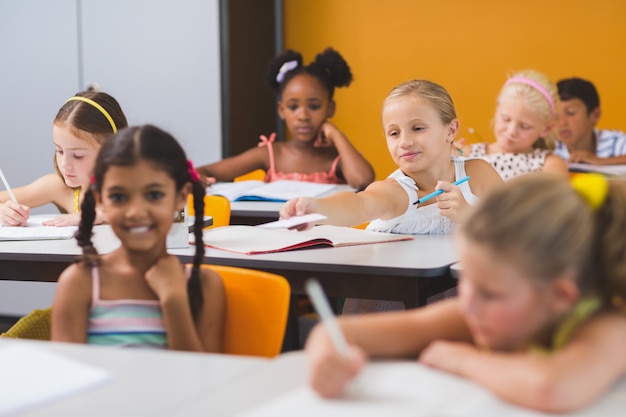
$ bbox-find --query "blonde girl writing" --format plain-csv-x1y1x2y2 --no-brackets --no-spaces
0,90,128,226
459,69,568,180
306,173,626,413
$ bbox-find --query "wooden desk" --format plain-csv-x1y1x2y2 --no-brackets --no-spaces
172,351,626,417
0,338,267,417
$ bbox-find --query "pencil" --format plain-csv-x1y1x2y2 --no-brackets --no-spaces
413,176,470,205
305,278,349,357
0,168,18,203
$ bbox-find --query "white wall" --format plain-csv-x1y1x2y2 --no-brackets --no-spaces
0,0,222,316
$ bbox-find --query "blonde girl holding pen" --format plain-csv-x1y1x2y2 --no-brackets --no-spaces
0,89,128,226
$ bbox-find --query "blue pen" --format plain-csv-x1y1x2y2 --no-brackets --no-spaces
413,176,470,205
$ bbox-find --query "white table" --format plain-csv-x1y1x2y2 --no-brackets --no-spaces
172,351,626,417
0,338,268,417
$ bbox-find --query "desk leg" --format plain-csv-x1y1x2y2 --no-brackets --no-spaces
415,272,458,307
281,294,300,352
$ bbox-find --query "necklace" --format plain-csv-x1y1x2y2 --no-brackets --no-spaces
74,189,80,213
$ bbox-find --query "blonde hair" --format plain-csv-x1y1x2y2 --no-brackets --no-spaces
497,69,558,149
383,80,456,125
461,174,626,306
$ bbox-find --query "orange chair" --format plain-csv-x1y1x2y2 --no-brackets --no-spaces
187,195,231,229
202,264,290,357
234,169,266,182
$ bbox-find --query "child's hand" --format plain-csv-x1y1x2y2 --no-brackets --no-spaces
43,213,81,227
435,180,469,223
0,201,30,226
306,325,367,398
568,150,601,165
419,340,477,376
145,255,187,301
314,122,340,148
279,197,319,230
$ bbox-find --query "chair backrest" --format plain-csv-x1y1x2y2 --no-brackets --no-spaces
201,264,290,357
188,195,231,229
0,308,51,340
234,169,266,182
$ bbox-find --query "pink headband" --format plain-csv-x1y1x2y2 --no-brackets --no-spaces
504,77,555,117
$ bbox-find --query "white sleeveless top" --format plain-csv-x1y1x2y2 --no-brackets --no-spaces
366,157,477,235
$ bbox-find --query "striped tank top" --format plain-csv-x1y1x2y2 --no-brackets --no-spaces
87,266,168,349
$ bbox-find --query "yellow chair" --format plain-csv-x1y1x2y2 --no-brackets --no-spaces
202,264,290,357
0,307,51,340
234,169,266,182
188,195,231,229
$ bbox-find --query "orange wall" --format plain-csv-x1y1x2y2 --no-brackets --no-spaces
283,0,626,178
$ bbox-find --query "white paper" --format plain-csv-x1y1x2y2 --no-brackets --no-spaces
256,214,328,229
0,344,111,416
238,362,550,417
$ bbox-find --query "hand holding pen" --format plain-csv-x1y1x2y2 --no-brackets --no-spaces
414,176,470,224
305,279,367,398
0,168,29,226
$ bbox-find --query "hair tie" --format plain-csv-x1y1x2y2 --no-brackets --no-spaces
276,60,299,83
65,96,118,133
504,77,555,117
89,175,95,185
571,173,608,210
187,160,200,183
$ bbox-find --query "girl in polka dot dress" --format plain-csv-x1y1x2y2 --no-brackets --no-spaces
459,69,568,181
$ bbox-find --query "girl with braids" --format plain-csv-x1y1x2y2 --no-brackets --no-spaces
305,173,626,412
0,89,128,226
52,125,226,352
196,47,375,190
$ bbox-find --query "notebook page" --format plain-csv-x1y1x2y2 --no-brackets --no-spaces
0,344,111,416
0,224,77,241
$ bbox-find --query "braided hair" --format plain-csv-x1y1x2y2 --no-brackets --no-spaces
74,124,207,318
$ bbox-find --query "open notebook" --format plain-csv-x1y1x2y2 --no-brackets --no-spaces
201,225,413,255
207,180,337,202
0,217,77,241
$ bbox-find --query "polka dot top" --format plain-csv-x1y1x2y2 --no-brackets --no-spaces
469,142,550,181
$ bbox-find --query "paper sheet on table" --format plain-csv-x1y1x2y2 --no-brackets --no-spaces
0,215,77,240
256,213,327,229
237,362,550,417
0,344,111,416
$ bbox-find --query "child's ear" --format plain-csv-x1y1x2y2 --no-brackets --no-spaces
589,107,601,125
277,101,286,120
177,183,192,211
446,119,460,143
540,120,555,139
548,271,580,315
327,100,336,118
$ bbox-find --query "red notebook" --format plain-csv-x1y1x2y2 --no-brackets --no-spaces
201,225,413,255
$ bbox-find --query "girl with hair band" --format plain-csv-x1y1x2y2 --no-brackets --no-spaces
281,79,502,314
0,89,128,226
456,69,568,180
52,124,226,352
306,173,626,413
196,47,375,191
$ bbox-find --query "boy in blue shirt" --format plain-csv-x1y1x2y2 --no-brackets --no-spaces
555,77,626,165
